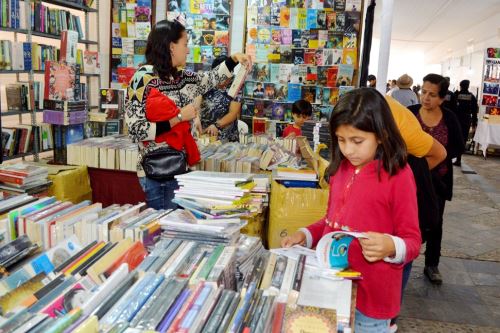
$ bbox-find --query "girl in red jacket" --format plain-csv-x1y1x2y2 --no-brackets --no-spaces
282,88,421,333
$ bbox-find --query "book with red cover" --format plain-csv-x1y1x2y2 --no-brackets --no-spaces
117,67,136,86
60,30,79,64
271,302,286,333
326,66,339,88
101,241,147,279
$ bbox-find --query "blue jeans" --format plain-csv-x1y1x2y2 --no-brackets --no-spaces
138,177,178,210
355,309,390,333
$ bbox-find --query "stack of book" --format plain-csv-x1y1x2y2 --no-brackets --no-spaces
42,99,88,126
272,167,318,188
66,136,138,171
301,120,332,159
0,163,51,195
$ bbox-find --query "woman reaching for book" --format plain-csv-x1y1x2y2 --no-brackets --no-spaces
281,88,421,333
126,13,251,210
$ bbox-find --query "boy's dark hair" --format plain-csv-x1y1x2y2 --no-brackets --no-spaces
327,88,407,178
145,19,186,80
460,79,470,90
292,99,313,116
211,56,228,69
423,73,449,98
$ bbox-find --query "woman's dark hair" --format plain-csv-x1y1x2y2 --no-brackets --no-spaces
423,73,449,98
327,88,407,178
145,19,186,80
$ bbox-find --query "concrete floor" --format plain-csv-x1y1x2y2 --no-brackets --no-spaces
398,154,500,332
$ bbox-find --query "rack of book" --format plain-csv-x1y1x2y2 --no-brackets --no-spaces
0,0,100,163
86,88,127,138
110,0,154,89
0,186,356,332
242,0,363,134
160,0,232,73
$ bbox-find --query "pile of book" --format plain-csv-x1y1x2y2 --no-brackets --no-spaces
302,120,332,160
272,167,318,188
43,99,88,126
0,234,354,332
0,163,51,195
66,135,138,171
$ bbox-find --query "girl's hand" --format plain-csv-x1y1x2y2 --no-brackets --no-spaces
281,231,306,248
205,124,219,137
358,232,396,262
230,53,252,68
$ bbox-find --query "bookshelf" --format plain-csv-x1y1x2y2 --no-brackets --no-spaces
0,0,101,164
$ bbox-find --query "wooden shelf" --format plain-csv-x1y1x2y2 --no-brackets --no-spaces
41,0,97,12
30,31,97,45
2,109,43,116
3,149,52,161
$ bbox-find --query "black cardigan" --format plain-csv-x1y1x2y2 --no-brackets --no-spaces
408,104,464,201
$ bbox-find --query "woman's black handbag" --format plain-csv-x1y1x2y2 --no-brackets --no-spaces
141,146,187,180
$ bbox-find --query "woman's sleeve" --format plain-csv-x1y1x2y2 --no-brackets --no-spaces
184,58,236,98
125,70,157,142
390,167,422,263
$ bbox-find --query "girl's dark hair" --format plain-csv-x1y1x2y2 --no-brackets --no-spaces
145,19,186,80
423,73,449,98
327,88,407,178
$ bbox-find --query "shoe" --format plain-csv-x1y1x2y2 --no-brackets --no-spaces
424,266,443,285
453,161,461,166
390,323,398,333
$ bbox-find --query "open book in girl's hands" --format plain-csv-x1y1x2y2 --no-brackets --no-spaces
316,231,368,269
227,64,250,98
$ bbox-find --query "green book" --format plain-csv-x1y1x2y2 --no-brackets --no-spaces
196,245,224,282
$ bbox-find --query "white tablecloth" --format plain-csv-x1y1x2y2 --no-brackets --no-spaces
473,120,500,156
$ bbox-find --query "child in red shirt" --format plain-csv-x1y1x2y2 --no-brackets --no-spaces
282,88,421,332
282,99,312,138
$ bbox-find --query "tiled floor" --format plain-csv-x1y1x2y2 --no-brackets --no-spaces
398,154,500,332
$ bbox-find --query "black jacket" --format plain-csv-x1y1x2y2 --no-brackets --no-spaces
408,104,464,201
453,90,478,126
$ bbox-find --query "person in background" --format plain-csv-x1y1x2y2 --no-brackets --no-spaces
367,74,376,88
387,79,399,96
412,85,421,103
282,88,421,333
441,76,458,113
452,80,478,166
391,74,419,107
408,74,464,285
125,15,251,210
282,99,312,138
200,56,242,142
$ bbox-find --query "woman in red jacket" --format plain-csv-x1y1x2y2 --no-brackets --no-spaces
282,88,421,333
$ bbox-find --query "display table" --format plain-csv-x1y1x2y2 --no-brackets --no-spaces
87,167,145,206
473,120,500,156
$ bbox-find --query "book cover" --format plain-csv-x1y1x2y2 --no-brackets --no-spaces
339,85,354,97
335,12,346,32
336,64,354,86
278,64,293,83
291,30,302,48
316,231,367,269
83,51,100,75
304,49,316,65
280,29,292,45
297,8,307,29
346,0,362,12
271,28,282,45
317,66,330,86
317,10,327,29
244,81,257,98
280,7,290,27
345,11,361,33
292,49,304,65
44,61,80,101
257,27,271,44
60,30,79,64
287,83,302,102
201,30,215,46
242,98,255,117
271,4,281,26
288,0,305,7
247,27,258,44
213,47,227,58
326,11,336,30
280,46,293,64
264,83,276,100
269,63,280,82
257,6,271,26
334,0,346,11
343,32,357,49
201,46,214,64
274,84,288,101
314,50,324,66
254,100,267,117
327,31,343,49
326,66,338,87
342,48,358,68
136,22,151,40
306,9,318,29
305,67,317,84
134,6,150,22
268,45,281,64
214,31,229,47
216,16,230,30
283,305,337,333
301,85,316,104
251,62,268,87
322,87,332,105
290,65,307,84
